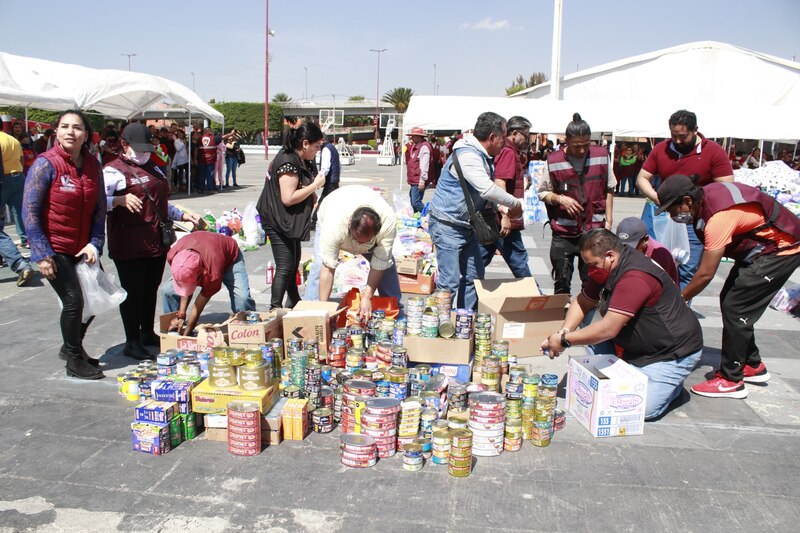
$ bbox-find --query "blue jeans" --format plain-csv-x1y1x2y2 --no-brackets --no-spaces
409,186,424,213
305,221,403,311
637,349,702,420
162,251,255,313
480,230,531,278
0,227,30,272
2,172,27,244
678,225,704,290
198,163,215,192
582,308,617,356
225,157,238,186
429,216,484,310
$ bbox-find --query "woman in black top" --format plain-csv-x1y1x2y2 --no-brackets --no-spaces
224,130,241,187
257,123,325,309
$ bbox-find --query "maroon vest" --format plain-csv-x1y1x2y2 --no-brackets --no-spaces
407,140,435,186
40,144,100,256
546,145,609,237
696,182,800,263
106,158,170,260
198,134,217,164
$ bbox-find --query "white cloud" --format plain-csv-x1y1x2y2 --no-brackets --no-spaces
459,17,510,31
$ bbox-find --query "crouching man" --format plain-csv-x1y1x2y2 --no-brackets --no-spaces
541,229,703,420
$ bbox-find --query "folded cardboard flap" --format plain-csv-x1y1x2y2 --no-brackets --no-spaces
227,310,285,346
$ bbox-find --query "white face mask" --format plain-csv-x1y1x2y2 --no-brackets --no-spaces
126,147,151,165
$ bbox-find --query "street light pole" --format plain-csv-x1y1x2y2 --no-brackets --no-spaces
190,72,195,92
434,63,437,95
370,48,387,141
304,66,308,101
265,1,275,159
121,53,137,71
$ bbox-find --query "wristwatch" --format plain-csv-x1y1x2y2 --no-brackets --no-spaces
560,331,572,348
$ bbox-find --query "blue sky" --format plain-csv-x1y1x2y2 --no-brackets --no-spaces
2,0,798,103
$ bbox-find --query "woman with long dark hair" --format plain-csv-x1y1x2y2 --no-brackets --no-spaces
257,123,325,309
22,110,106,379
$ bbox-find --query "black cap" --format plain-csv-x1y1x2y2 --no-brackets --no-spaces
615,217,647,246
121,123,153,152
654,175,695,215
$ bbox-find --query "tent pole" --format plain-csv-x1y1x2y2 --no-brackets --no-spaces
24,106,28,131
758,139,764,166
793,141,799,162
188,111,192,196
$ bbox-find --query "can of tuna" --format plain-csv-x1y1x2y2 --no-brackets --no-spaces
449,428,473,448
438,321,455,339
125,377,141,402
312,408,334,433
209,362,237,388
284,385,301,398
552,409,566,431
239,362,267,391
243,349,263,366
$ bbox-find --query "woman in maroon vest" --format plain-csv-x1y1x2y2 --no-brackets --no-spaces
103,123,199,360
21,110,106,380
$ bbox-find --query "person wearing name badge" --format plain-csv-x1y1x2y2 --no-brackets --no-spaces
22,110,107,380
103,123,199,361
615,217,679,287
161,231,255,336
540,229,703,420
655,175,800,399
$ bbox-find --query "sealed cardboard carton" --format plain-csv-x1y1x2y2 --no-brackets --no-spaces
132,421,171,455
191,378,279,415
566,354,648,437
159,312,227,352
134,400,178,424
475,278,570,357
396,257,422,275
227,310,285,347
282,301,344,357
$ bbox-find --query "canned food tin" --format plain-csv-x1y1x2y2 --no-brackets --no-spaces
312,408,334,433
239,363,267,391
449,429,473,448
209,363,236,388
448,465,471,478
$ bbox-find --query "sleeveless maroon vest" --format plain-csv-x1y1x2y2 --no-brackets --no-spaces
546,145,609,237
696,182,800,263
40,144,100,256
407,140,435,186
106,158,170,260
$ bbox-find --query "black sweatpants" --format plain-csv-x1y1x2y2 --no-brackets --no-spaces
720,252,800,381
263,224,302,310
550,234,588,295
48,254,93,357
114,255,167,343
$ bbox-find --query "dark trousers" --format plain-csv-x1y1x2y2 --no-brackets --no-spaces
480,230,532,278
720,252,800,381
264,224,302,309
409,186,424,213
311,181,339,226
550,234,587,295
173,164,188,188
48,254,93,357
114,255,167,343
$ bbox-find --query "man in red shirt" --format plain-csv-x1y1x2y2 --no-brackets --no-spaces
541,229,703,420
480,115,532,278
197,127,218,194
636,110,733,289
616,217,679,286
161,232,255,335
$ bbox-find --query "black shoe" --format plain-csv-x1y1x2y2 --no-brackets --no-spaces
65,356,105,380
140,331,161,347
59,346,101,367
123,341,155,361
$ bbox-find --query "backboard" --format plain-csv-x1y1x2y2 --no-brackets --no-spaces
319,109,344,127
379,113,397,129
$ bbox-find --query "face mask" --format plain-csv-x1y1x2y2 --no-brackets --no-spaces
587,257,611,284
671,212,693,224
126,148,151,165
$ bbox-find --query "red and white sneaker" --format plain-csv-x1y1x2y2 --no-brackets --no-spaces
691,373,748,399
743,362,771,384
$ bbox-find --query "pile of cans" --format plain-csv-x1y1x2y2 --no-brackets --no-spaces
345,348,364,373
311,407,334,433
397,396,423,449
423,374,449,417
530,374,558,447
290,351,308,390
419,407,438,439
420,307,439,338
392,318,406,345
480,355,501,392
227,401,261,456
405,296,426,335
387,367,409,400
448,385,468,412
431,429,451,465
362,397,400,457
340,379,376,434
402,443,424,471
304,362,322,409
340,433,377,468
329,336,348,368
448,429,473,477
432,289,452,324
521,373,540,440
491,340,510,375
453,309,474,339
468,392,506,457
119,361,158,402
473,313,493,370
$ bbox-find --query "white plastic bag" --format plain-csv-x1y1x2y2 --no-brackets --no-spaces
76,260,127,321
242,201,264,247
655,215,691,265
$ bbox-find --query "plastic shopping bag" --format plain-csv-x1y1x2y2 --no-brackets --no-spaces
655,214,691,265
76,260,127,322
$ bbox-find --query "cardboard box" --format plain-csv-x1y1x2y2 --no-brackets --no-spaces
396,257,423,276
132,421,171,455
134,400,178,424
282,301,344,358
282,398,309,441
152,379,199,403
191,378,280,415
404,335,473,365
159,312,228,352
399,272,436,295
227,310,285,347
566,355,648,438
475,278,570,358
204,427,228,442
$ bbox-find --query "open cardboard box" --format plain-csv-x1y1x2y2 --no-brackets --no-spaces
399,272,436,295
159,312,228,352
227,310,286,348
282,301,346,357
396,257,423,276
404,335,473,365
475,278,570,357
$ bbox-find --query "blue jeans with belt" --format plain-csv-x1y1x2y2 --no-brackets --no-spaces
429,216,483,310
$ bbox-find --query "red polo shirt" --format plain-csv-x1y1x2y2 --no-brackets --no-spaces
493,138,525,231
167,232,240,298
642,133,732,186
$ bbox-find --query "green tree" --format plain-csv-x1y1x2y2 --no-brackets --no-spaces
348,95,366,102
209,101,284,141
506,72,548,96
382,87,413,113
272,93,292,103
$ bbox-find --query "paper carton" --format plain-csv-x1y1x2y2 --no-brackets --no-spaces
475,278,570,357
404,335,473,365
227,310,285,347
132,421,171,455
398,272,436,295
566,355,648,438
134,400,178,424
159,312,228,352
282,301,344,357
191,378,280,415
396,257,422,276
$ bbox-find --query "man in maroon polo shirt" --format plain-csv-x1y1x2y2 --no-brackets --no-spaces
636,110,733,289
480,115,532,278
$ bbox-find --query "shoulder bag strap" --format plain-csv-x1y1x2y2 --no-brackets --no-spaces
452,150,478,218
118,159,168,225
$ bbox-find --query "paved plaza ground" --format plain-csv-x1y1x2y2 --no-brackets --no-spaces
0,152,798,532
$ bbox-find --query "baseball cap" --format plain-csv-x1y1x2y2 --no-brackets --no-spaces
171,250,201,297
654,175,695,215
615,217,647,247
121,123,154,153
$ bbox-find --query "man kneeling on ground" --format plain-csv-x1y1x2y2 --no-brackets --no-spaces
541,229,703,420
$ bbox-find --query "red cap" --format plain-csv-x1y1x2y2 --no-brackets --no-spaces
171,250,201,297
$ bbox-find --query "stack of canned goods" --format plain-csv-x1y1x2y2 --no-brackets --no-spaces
157,350,178,377
290,351,308,390
328,337,348,368
239,361,268,391
413,437,432,460
340,380,376,434
491,340,510,375
448,429,473,477
420,307,439,338
345,348,364,373
304,362,322,408
552,408,566,431
311,407,334,433
402,443,424,471
374,341,394,367
397,396,423,449
176,353,203,379
392,318,406,345
332,386,344,422
227,401,261,456
387,366,409,399
448,385,468,412
349,325,364,349
390,346,408,368
431,429,451,465
423,374,449,416
504,419,523,451
531,374,558,447
419,407,438,439
473,314,492,370
480,356,501,392
468,392,506,457
257,344,276,380
339,433,377,468
521,373,540,440
433,289,452,324
209,359,237,388
454,309,474,339
303,339,320,363
405,296,426,336
363,397,400,458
